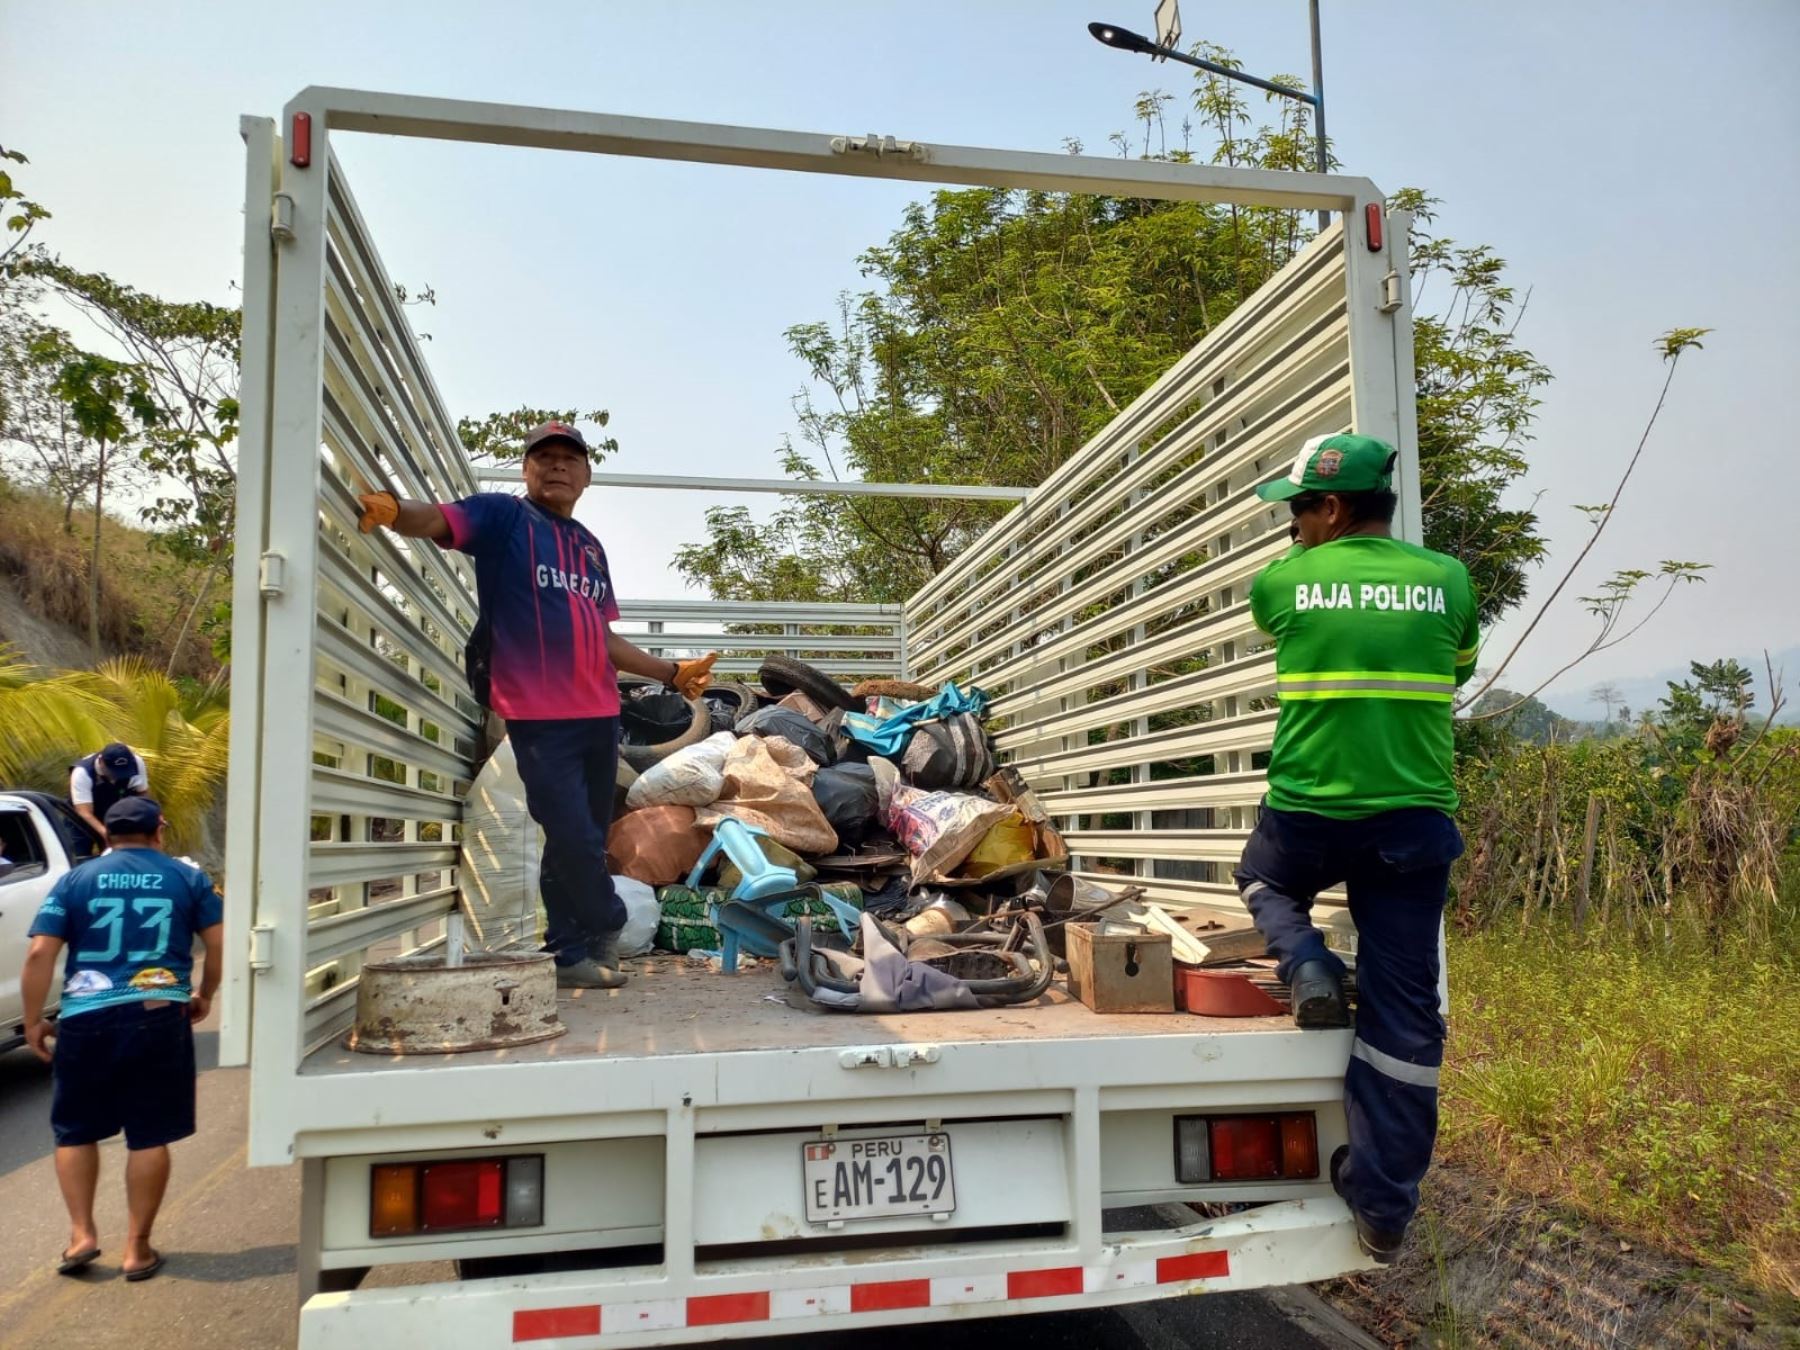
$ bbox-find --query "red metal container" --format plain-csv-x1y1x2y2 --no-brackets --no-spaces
1174,963,1288,1017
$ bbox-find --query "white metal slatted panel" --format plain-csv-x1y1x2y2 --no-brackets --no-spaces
232,142,512,1067
904,226,1360,913
298,152,505,1047
615,600,902,682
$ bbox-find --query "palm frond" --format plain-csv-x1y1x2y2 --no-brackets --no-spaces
0,646,231,848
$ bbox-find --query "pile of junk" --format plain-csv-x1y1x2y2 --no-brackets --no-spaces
468,655,1292,1018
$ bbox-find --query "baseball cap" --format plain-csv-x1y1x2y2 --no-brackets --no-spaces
1256,433,1397,502
98,742,136,779
523,421,590,458
104,796,163,836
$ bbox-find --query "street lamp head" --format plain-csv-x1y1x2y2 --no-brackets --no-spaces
1087,21,1161,57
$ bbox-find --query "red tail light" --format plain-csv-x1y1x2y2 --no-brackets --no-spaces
1174,1113,1319,1183
1210,1117,1282,1180
422,1160,505,1231
368,1154,545,1238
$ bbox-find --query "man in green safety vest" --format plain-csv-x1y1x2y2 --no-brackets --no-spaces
1234,432,1479,1265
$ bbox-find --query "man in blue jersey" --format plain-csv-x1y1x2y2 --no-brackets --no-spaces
21,797,223,1281
358,421,717,989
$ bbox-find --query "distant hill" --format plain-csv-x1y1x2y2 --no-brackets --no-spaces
1540,649,1800,727
0,474,217,677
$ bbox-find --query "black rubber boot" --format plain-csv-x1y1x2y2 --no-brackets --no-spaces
1331,1145,1406,1265
1288,959,1350,1029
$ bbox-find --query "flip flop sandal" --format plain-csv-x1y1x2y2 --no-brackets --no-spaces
124,1250,165,1282
57,1247,101,1275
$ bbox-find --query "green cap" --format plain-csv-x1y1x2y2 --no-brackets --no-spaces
1255,433,1397,502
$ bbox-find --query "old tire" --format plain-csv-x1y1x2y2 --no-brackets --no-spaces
702,681,759,734
620,693,711,771
758,655,859,713
614,757,639,815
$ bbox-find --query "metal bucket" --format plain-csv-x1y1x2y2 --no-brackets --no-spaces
346,950,566,1054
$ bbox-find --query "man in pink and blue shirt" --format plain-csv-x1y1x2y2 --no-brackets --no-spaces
358,421,716,989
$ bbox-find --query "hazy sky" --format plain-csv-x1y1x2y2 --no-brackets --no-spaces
4,0,1796,709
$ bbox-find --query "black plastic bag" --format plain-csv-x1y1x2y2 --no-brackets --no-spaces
735,705,833,766
811,763,879,845
898,713,994,790
821,707,872,764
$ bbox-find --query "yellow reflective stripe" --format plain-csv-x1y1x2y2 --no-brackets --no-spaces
1279,688,1455,703
1278,669,1455,685
1283,679,1455,695
1454,646,1478,663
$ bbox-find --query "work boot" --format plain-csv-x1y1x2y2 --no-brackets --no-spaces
556,958,627,990
1288,959,1350,1029
593,927,625,973
1331,1146,1406,1265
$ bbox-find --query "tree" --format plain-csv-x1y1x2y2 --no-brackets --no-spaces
0,644,111,785
0,298,104,530
0,646,228,851
1658,658,1755,729
0,144,50,279
1591,681,1624,723
29,261,242,675
677,57,1552,623
454,406,617,467
1396,189,1551,618
1460,329,1712,717
44,342,158,660
1464,687,1575,746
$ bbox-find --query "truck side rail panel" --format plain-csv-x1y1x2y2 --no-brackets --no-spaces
239,123,509,1156
904,219,1420,917
616,600,903,683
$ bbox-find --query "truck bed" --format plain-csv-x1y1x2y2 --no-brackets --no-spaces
300,956,1293,1075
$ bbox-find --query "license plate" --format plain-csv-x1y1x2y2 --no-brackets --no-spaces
802,1132,956,1223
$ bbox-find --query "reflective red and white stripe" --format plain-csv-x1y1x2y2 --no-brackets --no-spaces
513,1252,1229,1342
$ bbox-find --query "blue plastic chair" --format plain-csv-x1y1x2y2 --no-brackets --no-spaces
685,818,798,901
689,819,865,973
714,886,867,973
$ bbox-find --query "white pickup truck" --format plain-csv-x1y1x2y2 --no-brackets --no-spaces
224,89,1425,1348
0,792,101,1049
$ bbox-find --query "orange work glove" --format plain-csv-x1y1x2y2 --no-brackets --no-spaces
672,652,718,700
357,491,399,534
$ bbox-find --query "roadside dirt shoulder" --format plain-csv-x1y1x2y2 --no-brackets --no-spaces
1317,1162,1798,1348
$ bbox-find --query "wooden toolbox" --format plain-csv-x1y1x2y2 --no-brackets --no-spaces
1066,921,1174,1014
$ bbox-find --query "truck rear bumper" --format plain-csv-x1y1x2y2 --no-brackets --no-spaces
300,1197,1369,1348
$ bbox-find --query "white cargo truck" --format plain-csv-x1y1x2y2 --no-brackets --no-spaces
224,88,1425,1347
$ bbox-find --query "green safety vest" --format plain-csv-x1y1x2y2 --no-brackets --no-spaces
1249,535,1479,818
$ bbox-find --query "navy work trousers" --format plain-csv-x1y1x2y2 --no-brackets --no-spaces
1234,804,1462,1234
506,716,625,967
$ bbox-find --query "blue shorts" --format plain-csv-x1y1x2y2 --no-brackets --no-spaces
51,1002,197,1150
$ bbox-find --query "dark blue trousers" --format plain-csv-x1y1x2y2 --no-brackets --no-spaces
506,716,625,967
1234,804,1462,1234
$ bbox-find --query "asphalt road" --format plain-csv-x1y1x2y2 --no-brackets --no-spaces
0,1024,1334,1350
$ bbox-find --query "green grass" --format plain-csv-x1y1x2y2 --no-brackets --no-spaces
1441,926,1800,1302
0,473,216,675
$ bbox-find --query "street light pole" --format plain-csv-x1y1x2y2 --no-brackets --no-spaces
1089,7,1332,232
1308,0,1328,231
